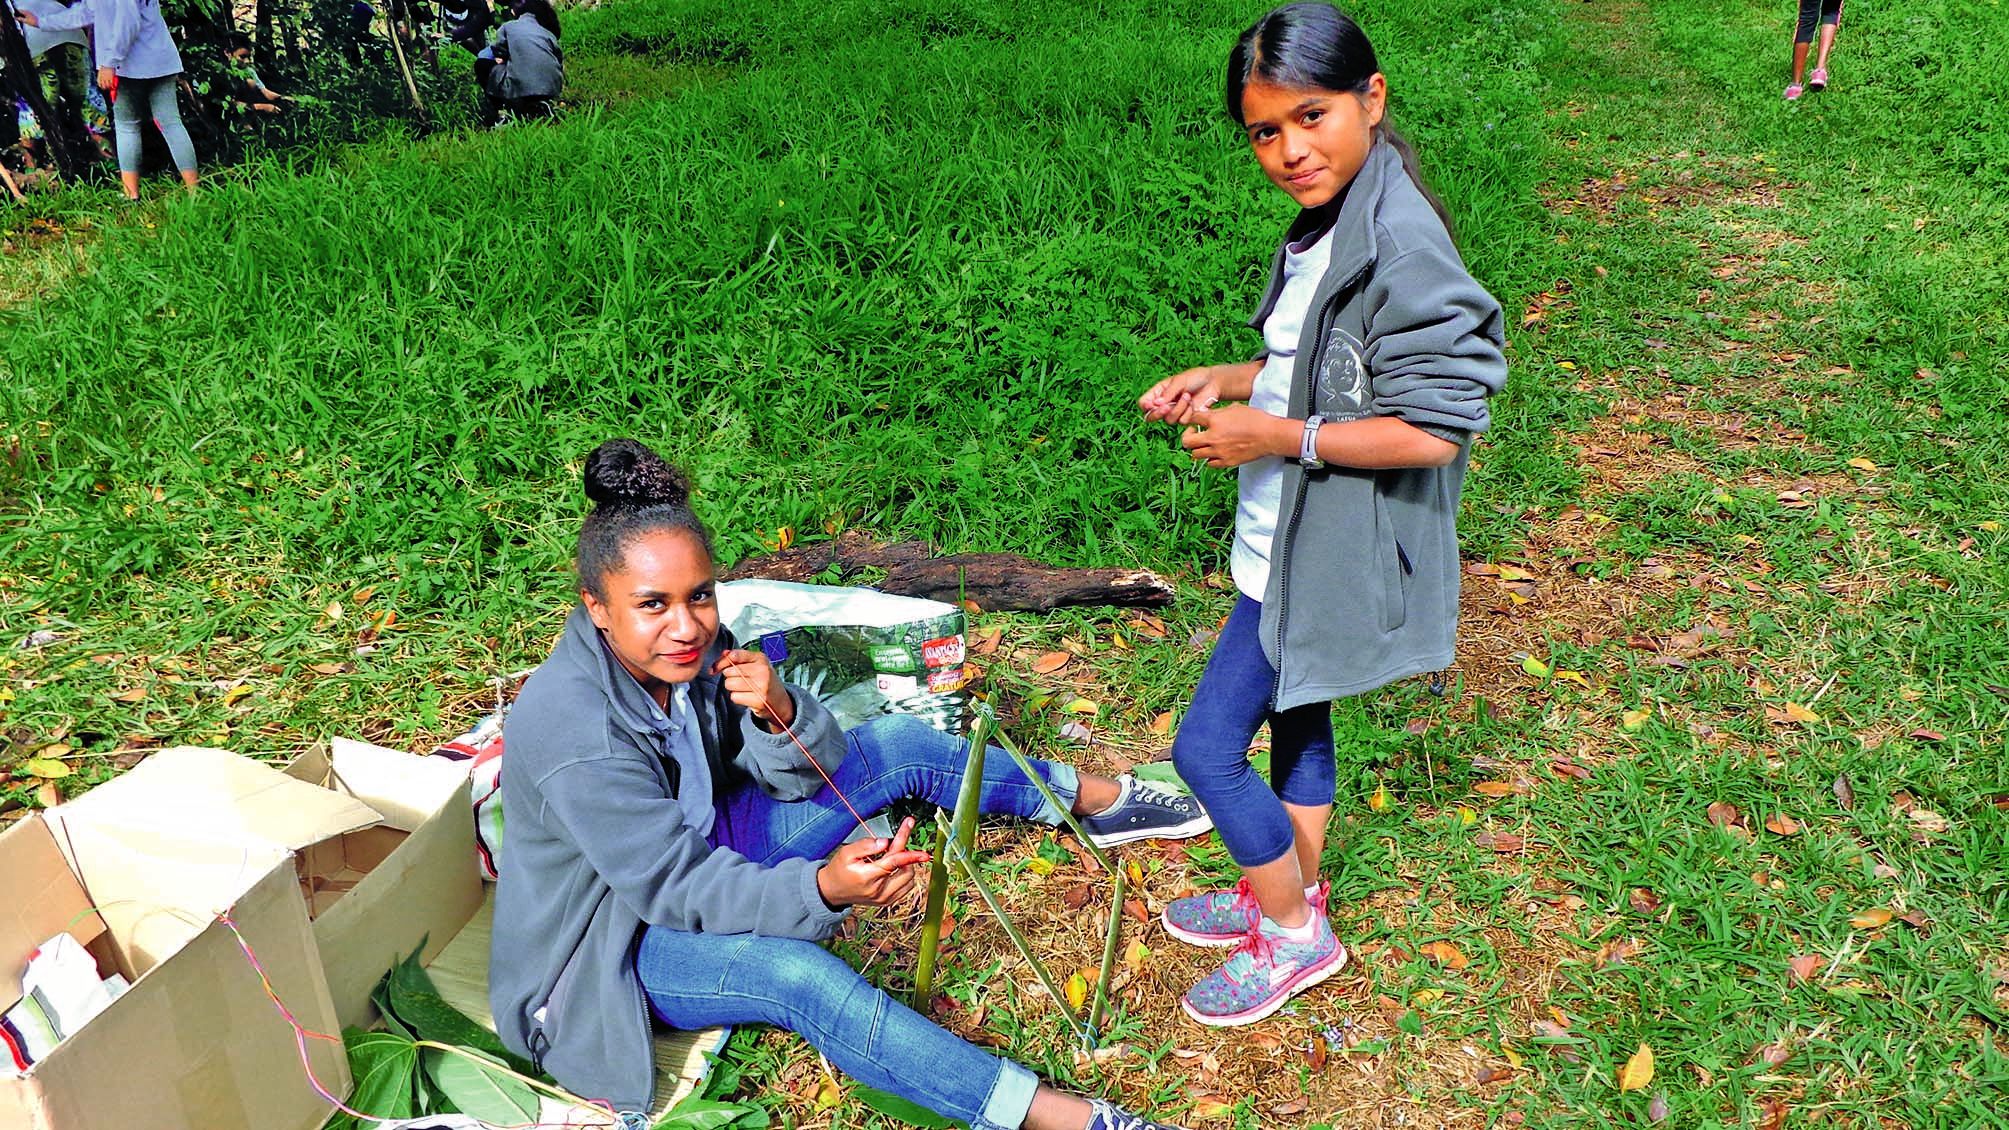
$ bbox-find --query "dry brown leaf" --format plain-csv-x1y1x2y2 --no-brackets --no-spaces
1061,883,1094,911
1550,759,1592,781
1122,939,1149,975
1305,1035,1329,1071
1421,940,1470,970
36,782,62,808
1787,954,1824,984
111,688,147,703
1907,808,1950,833
973,627,1004,655
1123,899,1149,924
1618,1044,1654,1091
1031,651,1071,675
1148,711,1174,736
1189,1097,1235,1121
1596,937,1642,969
1849,907,1894,929
1706,801,1743,829
1474,780,1525,797
1475,1065,1515,1085
1764,813,1801,836
1629,888,1663,914
1750,1040,1792,1068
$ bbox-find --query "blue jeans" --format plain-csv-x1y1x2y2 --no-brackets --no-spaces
638,714,1078,1130
1170,596,1336,867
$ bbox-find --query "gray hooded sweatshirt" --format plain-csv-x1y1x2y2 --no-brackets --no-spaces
1251,139,1508,711
489,605,849,1112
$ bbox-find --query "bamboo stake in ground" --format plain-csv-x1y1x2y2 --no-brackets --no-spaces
913,706,1126,1050
932,809,1095,1049
913,711,995,1008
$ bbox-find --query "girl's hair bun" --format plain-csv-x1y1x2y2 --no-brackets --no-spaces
583,439,692,509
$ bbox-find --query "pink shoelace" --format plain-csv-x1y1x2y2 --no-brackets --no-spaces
1223,926,1281,983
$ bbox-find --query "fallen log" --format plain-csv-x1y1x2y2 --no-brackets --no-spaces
724,531,1175,612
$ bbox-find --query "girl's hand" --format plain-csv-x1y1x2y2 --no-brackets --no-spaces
15,11,40,26
1139,367,1224,424
97,67,116,92
816,817,931,908
713,649,796,729
1181,404,1295,468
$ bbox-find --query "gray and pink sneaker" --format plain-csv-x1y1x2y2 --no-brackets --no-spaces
1180,913,1347,1027
1162,879,1328,948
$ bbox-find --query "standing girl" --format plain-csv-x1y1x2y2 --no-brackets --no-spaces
491,438,1209,1130
14,0,199,199
1784,0,1844,101
1138,2,1507,1027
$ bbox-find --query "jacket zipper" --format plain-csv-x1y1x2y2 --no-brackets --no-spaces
1272,262,1372,702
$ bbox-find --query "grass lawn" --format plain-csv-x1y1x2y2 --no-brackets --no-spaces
2,0,2005,1127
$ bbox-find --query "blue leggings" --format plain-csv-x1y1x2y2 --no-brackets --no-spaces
112,74,197,176
638,715,1078,1130
1170,596,1335,868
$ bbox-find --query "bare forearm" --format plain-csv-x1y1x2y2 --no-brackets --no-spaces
1207,360,1264,402
1253,413,1461,470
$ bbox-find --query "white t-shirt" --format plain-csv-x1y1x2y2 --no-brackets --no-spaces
1230,225,1335,602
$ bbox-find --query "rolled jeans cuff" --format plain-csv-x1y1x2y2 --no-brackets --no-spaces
974,1060,1041,1130
1031,761,1078,826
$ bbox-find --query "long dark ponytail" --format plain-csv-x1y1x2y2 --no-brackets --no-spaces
1225,3,1454,238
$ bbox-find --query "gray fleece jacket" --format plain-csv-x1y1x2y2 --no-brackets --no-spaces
1250,139,1508,711
491,14,562,100
490,605,849,1112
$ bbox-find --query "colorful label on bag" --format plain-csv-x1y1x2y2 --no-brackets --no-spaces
921,635,964,669
926,667,966,694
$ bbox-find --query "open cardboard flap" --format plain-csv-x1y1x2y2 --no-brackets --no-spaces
55,745,384,853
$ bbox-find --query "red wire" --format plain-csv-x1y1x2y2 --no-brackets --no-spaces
723,658,908,854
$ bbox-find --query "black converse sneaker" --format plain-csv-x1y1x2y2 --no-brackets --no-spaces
1080,776,1213,847
1087,1098,1192,1130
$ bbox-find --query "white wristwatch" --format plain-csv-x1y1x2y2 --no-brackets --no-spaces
1299,415,1327,469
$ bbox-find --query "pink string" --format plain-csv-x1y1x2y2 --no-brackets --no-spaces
219,911,623,1129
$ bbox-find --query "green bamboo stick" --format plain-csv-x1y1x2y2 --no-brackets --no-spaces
933,809,1094,1047
913,711,996,1009
1088,869,1125,1037
978,705,1120,876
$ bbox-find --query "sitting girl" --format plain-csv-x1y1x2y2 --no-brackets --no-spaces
490,438,1209,1130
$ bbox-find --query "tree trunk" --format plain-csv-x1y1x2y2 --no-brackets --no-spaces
723,532,1176,612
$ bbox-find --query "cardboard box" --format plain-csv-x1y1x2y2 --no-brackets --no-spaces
0,810,348,1130
285,739,483,1029
55,741,482,1032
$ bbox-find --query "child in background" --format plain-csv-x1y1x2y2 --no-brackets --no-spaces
1783,0,1844,101
1138,1,1507,1027
225,36,288,114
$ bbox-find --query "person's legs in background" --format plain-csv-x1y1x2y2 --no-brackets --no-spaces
1809,0,1842,90
1786,0,1819,99
146,75,198,191
110,77,146,198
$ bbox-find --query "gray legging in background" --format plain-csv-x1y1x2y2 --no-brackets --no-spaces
113,74,198,175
